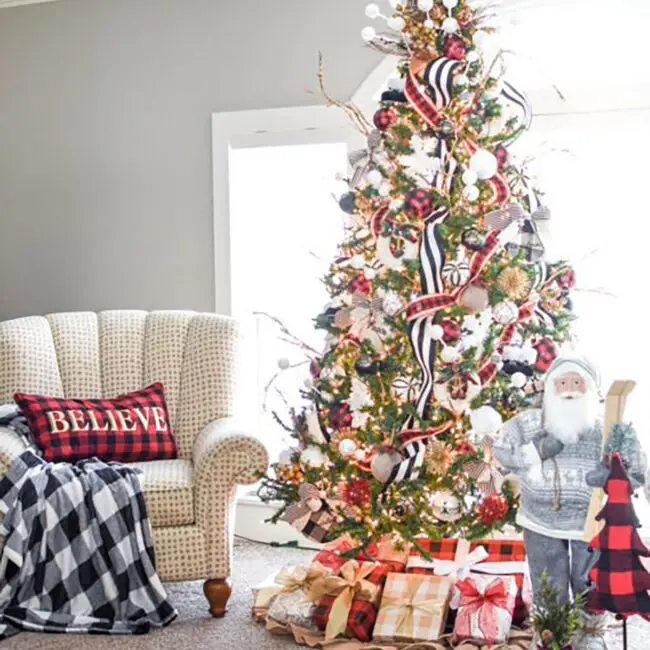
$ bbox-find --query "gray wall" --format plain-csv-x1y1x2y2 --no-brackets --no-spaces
0,0,376,321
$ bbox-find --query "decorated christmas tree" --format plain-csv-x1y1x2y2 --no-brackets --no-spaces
588,453,650,622
258,0,575,549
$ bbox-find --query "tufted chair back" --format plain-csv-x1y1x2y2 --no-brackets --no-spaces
0,310,245,459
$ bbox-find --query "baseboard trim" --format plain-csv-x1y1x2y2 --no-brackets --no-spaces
234,492,323,550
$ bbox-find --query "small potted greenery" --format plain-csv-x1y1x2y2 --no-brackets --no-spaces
531,572,586,650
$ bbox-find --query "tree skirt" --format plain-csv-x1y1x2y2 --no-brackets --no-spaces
253,608,534,650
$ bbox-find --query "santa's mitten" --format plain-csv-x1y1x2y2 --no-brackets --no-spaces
533,434,564,461
585,462,610,488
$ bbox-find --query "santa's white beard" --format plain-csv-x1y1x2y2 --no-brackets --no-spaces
543,390,599,445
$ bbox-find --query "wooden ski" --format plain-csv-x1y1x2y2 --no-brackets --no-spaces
583,379,636,542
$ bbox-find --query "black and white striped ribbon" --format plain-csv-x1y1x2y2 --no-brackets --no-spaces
419,207,449,295
501,81,532,143
424,57,463,109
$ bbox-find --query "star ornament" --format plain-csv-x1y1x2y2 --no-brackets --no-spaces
399,135,442,187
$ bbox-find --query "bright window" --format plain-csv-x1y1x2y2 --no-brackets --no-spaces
229,142,348,463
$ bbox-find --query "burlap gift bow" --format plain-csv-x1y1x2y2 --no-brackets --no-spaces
254,562,331,610
308,560,380,640
379,579,449,640
455,576,512,645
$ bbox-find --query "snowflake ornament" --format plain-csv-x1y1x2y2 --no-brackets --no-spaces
399,135,442,187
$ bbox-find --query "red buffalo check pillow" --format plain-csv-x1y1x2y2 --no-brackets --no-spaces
14,382,178,463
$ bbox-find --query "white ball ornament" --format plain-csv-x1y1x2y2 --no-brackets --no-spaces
442,17,459,33
493,300,519,325
278,448,294,465
378,184,391,197
300,446,326,468
367,169,383,187
418,0,434,11
466,50,480,63
277,357,291,370
365,3,381,19
388,16,406,31
473,30,488,46
463,185,480,202
511,372,528,389
338,439,358,457
427,323,445,341
454,74,469,87
470,149,498,180
350,254,365,269
354,448,366,461
470,406,503,437
361,26,377,42
424,19,434,29
364,267,377,280
441,346,461,363
443,0,459,7
462,169,478,186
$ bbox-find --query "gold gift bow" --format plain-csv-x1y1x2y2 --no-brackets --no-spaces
308,560,379,640
255,563,330,609
379,586,447,640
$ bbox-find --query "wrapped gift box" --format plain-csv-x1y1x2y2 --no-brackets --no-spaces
453,574,518,646
314,535,411,574
407,537,531,625
310,560,390,642
373,572,452,643
252,563,331,613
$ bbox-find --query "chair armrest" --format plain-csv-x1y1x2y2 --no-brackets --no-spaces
193,417,269,487
0,427,29,478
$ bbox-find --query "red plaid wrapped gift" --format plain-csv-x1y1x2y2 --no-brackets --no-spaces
313,535,411,573
453,574,518,646
310,560,390,641
373,572,452,643
407,538,532,625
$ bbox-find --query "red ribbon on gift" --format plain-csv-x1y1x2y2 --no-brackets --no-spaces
456,576,511,645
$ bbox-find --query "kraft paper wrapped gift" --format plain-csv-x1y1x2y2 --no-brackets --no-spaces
252,563,330,613
310,560,390,642
452,574,518,646
407,537,532,625
373,572,453,643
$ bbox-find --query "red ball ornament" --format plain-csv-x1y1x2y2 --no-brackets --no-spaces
373,107,396,131
405,189,434,218
477,494,509,526
309,359,321,379
455,439,476,455
444,37,466,61
349,275,372,295
533,337,558,372
440,318,461,344
340,477,372,506
495,145,509,169
329,402,352,430
558,269,577,289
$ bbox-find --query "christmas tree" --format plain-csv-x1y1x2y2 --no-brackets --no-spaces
258,0,575,549
588,453,650,621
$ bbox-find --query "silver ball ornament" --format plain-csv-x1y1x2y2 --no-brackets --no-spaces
371,449,401,482
277,357,291,370
338,439,358,457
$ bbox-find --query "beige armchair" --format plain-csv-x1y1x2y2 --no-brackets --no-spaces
0,310,269,616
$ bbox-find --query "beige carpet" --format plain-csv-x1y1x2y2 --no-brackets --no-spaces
1,538,647,649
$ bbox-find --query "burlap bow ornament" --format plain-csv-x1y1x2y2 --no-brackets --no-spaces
282,483,337,542
335,293,390,352
308,560,379,640
484,202,550,262
464,436,506,496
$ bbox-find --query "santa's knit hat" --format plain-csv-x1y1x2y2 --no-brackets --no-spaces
544,353,601,392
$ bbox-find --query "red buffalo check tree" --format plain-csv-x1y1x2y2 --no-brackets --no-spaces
258,0,576,549
588,453,650,628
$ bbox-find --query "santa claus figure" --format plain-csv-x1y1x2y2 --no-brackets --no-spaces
494,354,647,612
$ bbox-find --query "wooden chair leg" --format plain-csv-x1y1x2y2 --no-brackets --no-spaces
203,579,232,617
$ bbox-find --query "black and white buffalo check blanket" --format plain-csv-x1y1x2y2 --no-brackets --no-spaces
0,448,177,639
